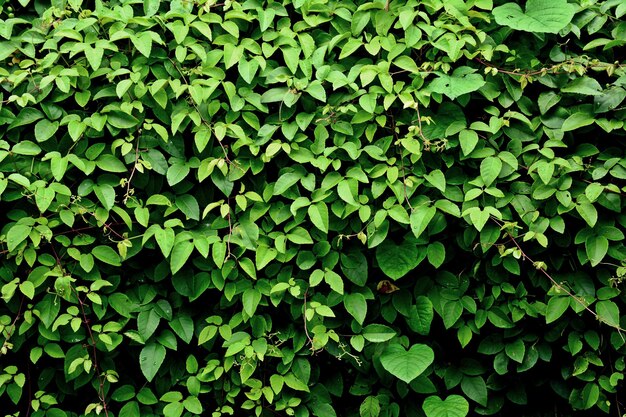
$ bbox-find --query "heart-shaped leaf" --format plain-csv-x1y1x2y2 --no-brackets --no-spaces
376,241,419,280
380,344,434,383
423,395,469,417
493,0,576,34
427,67,485,100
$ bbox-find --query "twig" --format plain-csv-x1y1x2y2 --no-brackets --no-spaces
73,286,110,417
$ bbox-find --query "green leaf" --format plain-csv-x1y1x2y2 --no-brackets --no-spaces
132,32,153,58
422,395,469,417
586,236,608,267
492,0,576,33
427,67,485,99
505,338,525,363
286,227,313,244
169,314,194,344
562,112,595,131
459,129,479,156
183,396,203,414
324,270,344,294
19,281,35,299
140,343,166,382
407,296,434,335
426,242,445,268
461,376,487,406
344,293,367,325
581,383,599,410
107,111,140,129
376,241,419,280
242,288,261,317
480,157,502,187
92,245,122,266
12,141,42,155
119,402,140,417
283,372,309,392
359,396,381,417
155,227,176,257
176,194,200,221
362,324,396,343
34,119,59,142
93,184,115,211
308,202,329,233
546,296,569,324
339,38,363,59
596,300,620,328
170,240,194,274
305,81,326,102
35,187,55,213
167,164,190,186
137,309,161,341
576,203,598,227
380,344,434,383
410,205,436,239
562,77,603,96
143,0,160,16
7,224,32,252
96,154,127,173
337,179,359,206
424,170,446,193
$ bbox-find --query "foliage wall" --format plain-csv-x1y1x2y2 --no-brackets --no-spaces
1,0,626,416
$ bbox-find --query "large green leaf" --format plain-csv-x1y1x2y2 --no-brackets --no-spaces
427,67,485,99
422,395,469,417
380,344,434,383
493,0,576,33
375,241,419,280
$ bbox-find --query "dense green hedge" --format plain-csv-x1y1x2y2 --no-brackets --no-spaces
1,0,626,416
